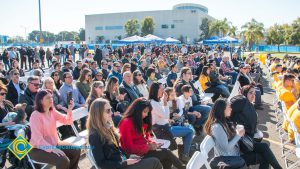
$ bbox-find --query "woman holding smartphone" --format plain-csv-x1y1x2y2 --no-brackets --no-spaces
87,98,162,169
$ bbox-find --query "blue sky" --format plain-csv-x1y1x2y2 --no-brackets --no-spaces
0,0,299,37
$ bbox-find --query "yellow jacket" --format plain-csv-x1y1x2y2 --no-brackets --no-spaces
283,99,299,131
199,75,210,91
288,108,300,141
279,87,297,110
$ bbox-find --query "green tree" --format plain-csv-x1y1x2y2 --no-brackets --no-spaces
141,17,155,36
79,28,85,41
124,19,140,37
74,36,80,44
266,24,285,52
290,17,300,45
282,24,293,45
97,36,105,43
228,25,238,37
209,18,230,37
199,17,210,40
178,35,185,43
241,18,264,51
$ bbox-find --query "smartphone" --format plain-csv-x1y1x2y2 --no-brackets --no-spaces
67,91,72,105
129,154,142,160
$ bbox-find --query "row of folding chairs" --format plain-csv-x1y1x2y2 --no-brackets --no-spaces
273,96,300,169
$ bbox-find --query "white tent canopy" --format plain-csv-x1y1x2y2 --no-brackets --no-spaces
165,37,180,43
143,34,165,42
119,35,150,43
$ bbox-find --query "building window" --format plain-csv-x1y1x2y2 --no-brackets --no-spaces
161,24,168,29
105,26,123,30
171,24,175,29
95,26,103,30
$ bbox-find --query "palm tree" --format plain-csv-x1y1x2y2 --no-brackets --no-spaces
228,25,238,37
209,18,230,37
241,19,264,51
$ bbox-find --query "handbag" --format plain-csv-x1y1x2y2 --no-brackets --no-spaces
210,156,247,169
239,135,254,153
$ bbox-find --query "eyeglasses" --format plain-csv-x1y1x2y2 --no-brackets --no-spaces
30,82,40,87
65,76,73,79
0,92,7,96
136,74,142,76
105,108,112,114
54,74,59,76
95,85,104,89
13,73,20,76
96,74,103,77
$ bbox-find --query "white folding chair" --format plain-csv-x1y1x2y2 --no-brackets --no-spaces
87,147,99,169
285,120,300,169
199,135,214,169
186,151,208,169
228,81,241,100
27,154,48,169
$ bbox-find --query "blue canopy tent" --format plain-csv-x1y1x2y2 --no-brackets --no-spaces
203,36,239,44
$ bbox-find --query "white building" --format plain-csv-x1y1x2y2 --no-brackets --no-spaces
85,3,214,43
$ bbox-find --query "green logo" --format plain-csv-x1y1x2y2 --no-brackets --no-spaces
8,134,33,160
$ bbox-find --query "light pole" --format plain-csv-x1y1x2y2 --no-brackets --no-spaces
38,0,44,43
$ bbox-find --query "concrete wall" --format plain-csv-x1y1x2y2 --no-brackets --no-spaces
85,8,213,43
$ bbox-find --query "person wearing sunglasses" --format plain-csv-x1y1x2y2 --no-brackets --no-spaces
108,62,123,85
19,76,40,119
87,98,163,169
76,68,92,100
93,70,105,86
100,60,109,80
6,69,26,106
0,82,15,168
133,70,149,98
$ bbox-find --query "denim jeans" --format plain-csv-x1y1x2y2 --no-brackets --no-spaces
188,104,211,126
225,71,238,84
216,84,230,97
255,87,262,106
170,125,194,155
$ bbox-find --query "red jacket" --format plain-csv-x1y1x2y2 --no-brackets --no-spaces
119,117,154,156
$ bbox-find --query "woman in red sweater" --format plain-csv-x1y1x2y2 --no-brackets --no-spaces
119,98,185,169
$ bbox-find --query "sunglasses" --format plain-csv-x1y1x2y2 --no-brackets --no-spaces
14,73,20,76
105,108,112,114
88,74,92,77
30,82,40,87
136,74,142,76
53,74,59,76
0,92,7,96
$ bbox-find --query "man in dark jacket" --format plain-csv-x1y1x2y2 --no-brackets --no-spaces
19,47,27,70
100,60,109,81
19,76,39,119
119,71,142,103
6,69,26,105
72,60,82,80
94,45,102,68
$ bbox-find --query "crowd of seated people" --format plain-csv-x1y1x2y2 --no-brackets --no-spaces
268,54,300,143
0,43,285,169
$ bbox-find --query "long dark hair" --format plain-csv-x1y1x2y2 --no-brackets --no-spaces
201,66,210,76
121,98,153,134
133,70,145,85
148,82,162,102
204,98,235,138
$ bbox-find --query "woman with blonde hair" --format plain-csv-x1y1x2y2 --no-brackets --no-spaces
86,81,105,111
42,77,67,112
122,63,131,74
76,68,92,99
87,98,162,169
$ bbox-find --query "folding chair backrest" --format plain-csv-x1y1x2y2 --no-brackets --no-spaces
88,148,99,169
228,81,241,100
200,135,215,158
187,151,206,169
72,107,89,121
